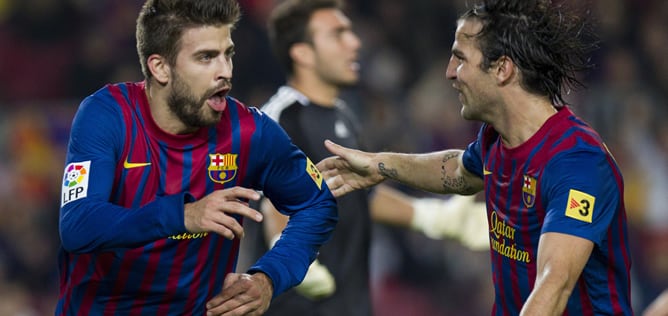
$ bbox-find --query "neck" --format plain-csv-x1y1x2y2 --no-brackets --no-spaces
145,82,194,135
288,73,340,107
492,91,557,148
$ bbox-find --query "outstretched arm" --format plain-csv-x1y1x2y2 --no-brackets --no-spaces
317,140,483,197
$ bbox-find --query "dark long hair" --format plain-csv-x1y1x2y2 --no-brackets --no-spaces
461,0,598,105
136,0,241,81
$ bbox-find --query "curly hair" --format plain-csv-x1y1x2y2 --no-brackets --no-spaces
461,0,598,105
136,0,241,81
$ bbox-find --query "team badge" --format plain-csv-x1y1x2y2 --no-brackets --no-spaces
522,174,537,208
565,189,595,223
208,153,238,184
62,161,91,206
306,157,323,190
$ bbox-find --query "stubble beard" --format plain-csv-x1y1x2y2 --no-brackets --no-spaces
167,71,222,129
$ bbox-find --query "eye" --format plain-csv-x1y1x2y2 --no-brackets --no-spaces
454,54,464,64
199,53,214,62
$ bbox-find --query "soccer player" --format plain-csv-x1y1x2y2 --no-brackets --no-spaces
259,1,372,313
56,0,337,315
317,0,633,315
257,0,488,314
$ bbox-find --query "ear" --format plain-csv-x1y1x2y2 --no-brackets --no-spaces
147,54,170,84
494,56,515,85
289,42,315,68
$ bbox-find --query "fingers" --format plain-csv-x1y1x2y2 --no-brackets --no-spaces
206,273,272,316
185,187,264,240
324,175,347,198
323,139,341,156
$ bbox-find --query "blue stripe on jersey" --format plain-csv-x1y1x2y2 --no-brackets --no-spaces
116,83,132,108
206,127,217,194
225,101,245,234
158,141,168,196
160,240,190,315
182,145,193,191
475,107,632,315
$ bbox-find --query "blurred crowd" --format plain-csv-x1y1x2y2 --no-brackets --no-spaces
0,0,666,315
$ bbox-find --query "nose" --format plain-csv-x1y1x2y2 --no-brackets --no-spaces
445,55,457,80
349,31,362,51
217,56,233,81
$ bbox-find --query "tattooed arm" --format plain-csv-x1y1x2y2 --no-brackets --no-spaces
318,140,483,197
373,149,482,195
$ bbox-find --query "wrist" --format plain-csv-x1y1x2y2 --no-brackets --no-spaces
250,272,274,297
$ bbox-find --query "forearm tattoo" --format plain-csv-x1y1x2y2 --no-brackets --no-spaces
378,162,398,179
440,152,472,193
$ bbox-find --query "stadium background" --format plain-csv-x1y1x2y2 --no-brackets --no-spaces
0,0,666,314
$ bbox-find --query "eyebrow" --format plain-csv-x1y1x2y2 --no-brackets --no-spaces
452,48,466,60
196,49,220,56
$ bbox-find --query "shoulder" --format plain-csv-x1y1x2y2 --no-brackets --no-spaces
79,82,142,114
75,83,135,121
261,86,309,121
546,108,608,159
225,96,290,140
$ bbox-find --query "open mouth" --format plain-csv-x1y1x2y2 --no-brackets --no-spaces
207,88,229,112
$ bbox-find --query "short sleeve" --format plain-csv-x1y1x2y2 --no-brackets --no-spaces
541,150,622,246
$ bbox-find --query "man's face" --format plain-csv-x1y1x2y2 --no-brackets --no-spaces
445,18,498,121
167,25,234,128
308,9,361,87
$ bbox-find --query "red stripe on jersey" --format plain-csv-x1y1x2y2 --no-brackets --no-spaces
607,228,624,315
59,254,93,315
235,105,256,185
107,84,133,203
77,252,116,315
128,239,168,316
575,278,594,315
105,248,145,314
183,236,215,311
155,239,190,315
207,236,226,299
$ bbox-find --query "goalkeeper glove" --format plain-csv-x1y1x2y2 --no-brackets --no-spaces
295,259,336,300
269,235,336,300
411,194,489,251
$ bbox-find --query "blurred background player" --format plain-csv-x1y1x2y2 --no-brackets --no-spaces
254,0,488,315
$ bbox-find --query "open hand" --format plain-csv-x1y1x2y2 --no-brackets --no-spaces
317,140,385,197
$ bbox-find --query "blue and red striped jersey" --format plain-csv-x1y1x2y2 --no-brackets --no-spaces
57,82,337,315
462,106,632,315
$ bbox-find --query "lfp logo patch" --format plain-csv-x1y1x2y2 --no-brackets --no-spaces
208,153,238,184
61,161,91,206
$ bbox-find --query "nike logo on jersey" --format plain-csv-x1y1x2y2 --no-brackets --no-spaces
483,168,492,175
123,157,152,169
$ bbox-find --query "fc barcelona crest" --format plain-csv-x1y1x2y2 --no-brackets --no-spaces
522,174,537,208
208,153,238,184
